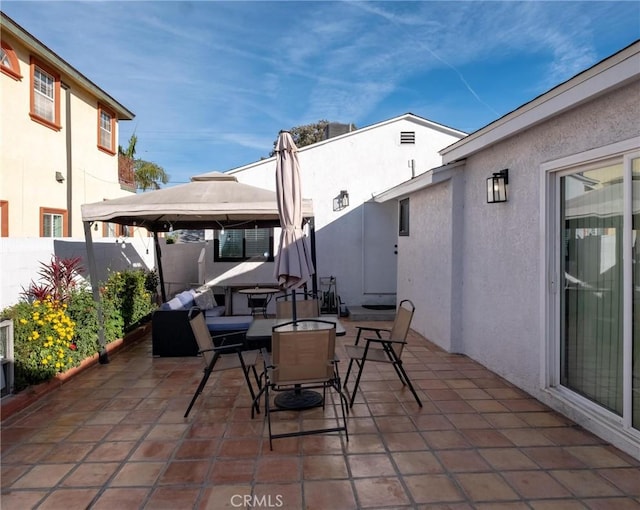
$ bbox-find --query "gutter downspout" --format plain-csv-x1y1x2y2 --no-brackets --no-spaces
62,82,73,236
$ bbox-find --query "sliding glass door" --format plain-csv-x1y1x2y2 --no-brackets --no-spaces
557,154,638,433
633,157,639,430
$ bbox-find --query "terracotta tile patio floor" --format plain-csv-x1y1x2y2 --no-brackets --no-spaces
1,319,639,509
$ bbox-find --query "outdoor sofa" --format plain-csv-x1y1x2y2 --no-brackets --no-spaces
151,285,254,356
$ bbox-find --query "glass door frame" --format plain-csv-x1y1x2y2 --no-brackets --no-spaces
541,138,639,439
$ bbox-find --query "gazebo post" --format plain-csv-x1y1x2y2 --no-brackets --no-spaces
83,221,109,364
153,231,167,303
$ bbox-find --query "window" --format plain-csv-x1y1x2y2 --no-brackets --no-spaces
400,131,415,144
0,41,21,80
0,201,8,237
399,198,410,236
40,207,67,237
103,222,129,237
214,228,274,262
30,57,61,130
98,104,116,154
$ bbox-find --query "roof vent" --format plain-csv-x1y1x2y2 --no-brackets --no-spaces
400,131,415,144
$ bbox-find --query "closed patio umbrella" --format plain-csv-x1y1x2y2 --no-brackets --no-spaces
273,131,319,409
274,131,315,316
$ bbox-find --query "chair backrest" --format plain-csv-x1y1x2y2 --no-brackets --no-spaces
271,320,336,385
388,299,415,358
188,308,216,367
276,298,321,319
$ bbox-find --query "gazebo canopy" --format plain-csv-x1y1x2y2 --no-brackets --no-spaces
81,172,314,231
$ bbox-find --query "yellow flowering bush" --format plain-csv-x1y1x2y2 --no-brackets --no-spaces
9,297,82,384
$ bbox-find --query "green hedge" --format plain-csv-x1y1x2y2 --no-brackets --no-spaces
2,268,157,391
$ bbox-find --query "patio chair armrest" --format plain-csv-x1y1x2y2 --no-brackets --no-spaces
211,330,248,346
354,325,390,345
364,337,407,346
198,343,244,355
355,326,390,334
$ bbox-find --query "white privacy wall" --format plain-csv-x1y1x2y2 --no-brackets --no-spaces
225,116,464,308
0,237,155,309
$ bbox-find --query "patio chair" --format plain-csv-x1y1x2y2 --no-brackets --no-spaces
184,308,261,418
254,319,349,450
344,299,422,407
275,292,321,319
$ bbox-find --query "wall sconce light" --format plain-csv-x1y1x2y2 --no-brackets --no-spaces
55,171,65,183
486,169,508,203
333,190,349,211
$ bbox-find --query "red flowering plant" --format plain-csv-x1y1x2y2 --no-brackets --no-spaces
4,256,87,387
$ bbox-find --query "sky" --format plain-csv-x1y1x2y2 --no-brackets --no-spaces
3,1,639,186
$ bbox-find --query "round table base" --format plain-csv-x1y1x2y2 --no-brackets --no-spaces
274,390,323,410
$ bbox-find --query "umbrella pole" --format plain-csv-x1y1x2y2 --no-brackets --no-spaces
292,289,297,321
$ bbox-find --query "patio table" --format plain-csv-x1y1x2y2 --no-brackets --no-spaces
238,287,281,317
246,317,346,409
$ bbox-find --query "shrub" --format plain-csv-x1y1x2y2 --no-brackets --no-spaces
2,264,157,390
7,298,82,389
22,256,83,304
102,269,155,333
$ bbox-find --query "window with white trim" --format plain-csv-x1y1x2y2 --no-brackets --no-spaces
41,209,66,237
34,67,55,122
0,48,10,68
30,58,60,129
98,104,115,153
0,41,21,80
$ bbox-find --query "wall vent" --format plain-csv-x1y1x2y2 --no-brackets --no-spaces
400,131,415,144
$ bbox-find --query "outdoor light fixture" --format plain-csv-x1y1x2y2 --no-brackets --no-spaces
333,190,349,211
55,171,65,183
486,169,509,203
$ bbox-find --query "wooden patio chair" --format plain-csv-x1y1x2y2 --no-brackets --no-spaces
254,319,349,450
184,308,261,417
344,299,422,407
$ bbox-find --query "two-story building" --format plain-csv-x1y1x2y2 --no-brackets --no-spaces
0,12,135,239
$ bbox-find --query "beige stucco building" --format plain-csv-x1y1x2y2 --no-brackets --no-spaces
0,12,135,238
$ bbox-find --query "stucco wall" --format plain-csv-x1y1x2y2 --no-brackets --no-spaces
397,180,454,351
402,80,639,395
459,80,639,393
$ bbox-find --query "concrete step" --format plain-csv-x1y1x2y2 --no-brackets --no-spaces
345,305,395,321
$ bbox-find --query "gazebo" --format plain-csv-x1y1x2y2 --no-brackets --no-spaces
81,172,315,361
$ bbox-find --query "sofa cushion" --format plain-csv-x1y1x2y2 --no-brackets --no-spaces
194,287,217,310
160,297,184,311
176,291,195,307
204,306,226,318
206,315,253,332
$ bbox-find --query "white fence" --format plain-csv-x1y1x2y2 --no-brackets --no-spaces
0,237,156,310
